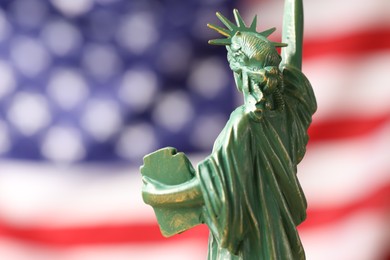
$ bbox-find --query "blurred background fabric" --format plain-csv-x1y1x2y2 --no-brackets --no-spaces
0,0,389,259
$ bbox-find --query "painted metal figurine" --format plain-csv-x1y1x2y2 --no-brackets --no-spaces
141,0,316,259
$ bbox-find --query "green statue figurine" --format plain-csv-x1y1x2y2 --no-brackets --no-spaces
141,0,317,259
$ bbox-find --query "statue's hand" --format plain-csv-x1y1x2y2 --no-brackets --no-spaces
261,66,281,95
243,65,284,113
142,175,204,208
142,176,168,206
246,66,280,95
241,66,276,105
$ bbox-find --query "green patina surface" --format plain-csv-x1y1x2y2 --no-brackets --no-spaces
141,1,317,259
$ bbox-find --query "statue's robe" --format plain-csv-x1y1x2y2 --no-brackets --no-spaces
197,65,317,260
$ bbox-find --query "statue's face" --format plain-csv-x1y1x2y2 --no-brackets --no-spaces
227,32,265,71
226,31,282,96
227,31,280,73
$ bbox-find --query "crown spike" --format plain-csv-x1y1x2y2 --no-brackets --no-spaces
207,23,231,37
208,38,232,46
272,42,288,47
259,27,276,37
233,9,246,28
249,15,257,31
216,12,237,31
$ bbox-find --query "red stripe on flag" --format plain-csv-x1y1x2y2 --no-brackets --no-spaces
0,221,209,247
0,182,389,247
303,27,390,59
300,182,390,230
309,114,390,142
271,27,390,59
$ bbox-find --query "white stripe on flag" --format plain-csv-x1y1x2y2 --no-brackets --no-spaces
0,238,207,260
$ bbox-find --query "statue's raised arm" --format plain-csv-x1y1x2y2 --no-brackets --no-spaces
281,0,304,70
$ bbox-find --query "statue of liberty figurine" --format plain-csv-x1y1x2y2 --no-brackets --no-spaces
141,0,317,259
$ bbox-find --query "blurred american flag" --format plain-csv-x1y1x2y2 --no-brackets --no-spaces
0,0,389,259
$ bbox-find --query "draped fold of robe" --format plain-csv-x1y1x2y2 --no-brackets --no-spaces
197,65,317,260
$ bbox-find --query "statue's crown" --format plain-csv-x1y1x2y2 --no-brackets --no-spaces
207,9,287,48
